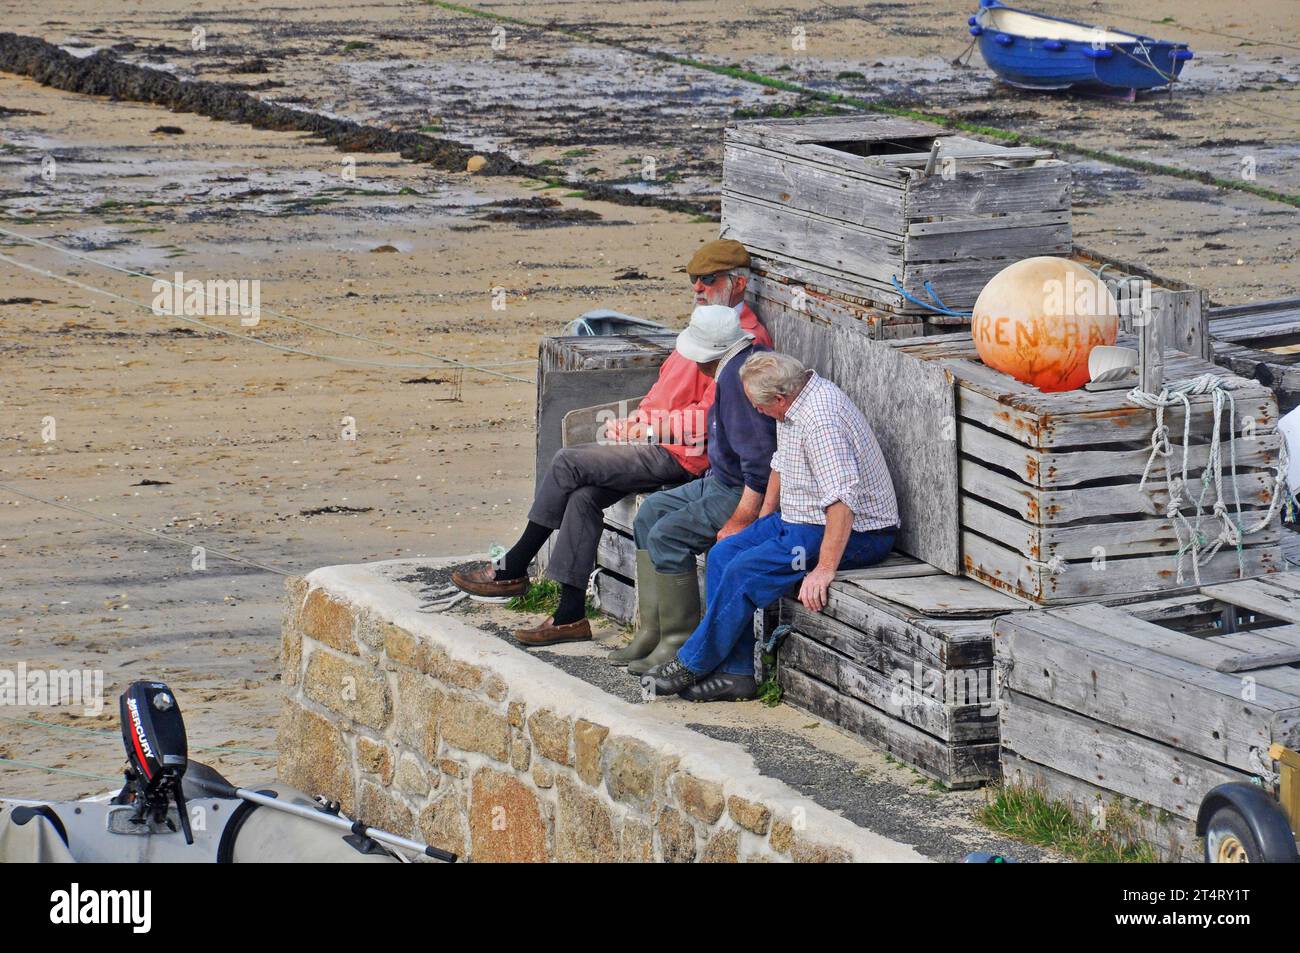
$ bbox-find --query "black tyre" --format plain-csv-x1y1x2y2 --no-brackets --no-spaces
1204,805,1263,863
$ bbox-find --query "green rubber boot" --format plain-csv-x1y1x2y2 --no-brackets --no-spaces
627,570,700,676
608,550,661,667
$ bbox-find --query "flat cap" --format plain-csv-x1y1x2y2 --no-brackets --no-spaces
687,239,750,278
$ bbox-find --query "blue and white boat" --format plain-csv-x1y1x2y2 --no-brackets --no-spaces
969,0,1193,97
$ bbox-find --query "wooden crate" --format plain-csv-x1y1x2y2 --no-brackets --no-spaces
722,114,1070,317
884,334,1284,604
995,577,1300,861
1210,296,1300,414
777,563,1030,788
535,334,676,495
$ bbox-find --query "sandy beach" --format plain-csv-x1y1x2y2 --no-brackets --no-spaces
1,0,1296,802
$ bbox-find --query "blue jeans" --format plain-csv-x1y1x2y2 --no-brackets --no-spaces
677,513,897,676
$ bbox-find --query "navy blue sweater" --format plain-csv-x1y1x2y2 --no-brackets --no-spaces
707,344,777,493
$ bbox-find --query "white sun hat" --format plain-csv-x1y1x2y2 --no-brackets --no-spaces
675,304,748,363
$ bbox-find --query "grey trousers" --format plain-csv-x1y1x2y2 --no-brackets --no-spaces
633,474,744,575
530,443,690,590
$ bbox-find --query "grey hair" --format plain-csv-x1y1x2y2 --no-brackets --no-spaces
740,352,809,404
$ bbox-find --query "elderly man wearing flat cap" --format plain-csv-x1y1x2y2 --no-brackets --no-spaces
451,239,771,647
612,298,777,676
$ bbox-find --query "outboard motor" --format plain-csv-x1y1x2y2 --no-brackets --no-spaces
117,681,193,845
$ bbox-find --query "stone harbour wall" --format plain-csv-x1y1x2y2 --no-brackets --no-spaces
277,561,927,863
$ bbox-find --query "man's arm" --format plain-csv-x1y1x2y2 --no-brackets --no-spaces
798,500,852,612
759,470,781,518
716,485,764,541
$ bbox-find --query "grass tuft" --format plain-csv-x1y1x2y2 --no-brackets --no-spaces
977,786,1158,863
506,579,599,619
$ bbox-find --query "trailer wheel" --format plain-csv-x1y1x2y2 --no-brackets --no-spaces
1204,805,1263,863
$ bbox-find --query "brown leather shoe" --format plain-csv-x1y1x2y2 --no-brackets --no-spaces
451,564,529,598
513,616,593,647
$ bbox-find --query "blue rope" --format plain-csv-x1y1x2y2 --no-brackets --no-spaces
890,276,972,317
923,280,973,317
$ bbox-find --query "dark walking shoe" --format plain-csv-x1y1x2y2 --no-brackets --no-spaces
644,657,700,696
680,672,759,702
451,564,529,598
513,616,593,647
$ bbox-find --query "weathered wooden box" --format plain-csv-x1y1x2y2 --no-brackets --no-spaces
885,334,1283,604
996,578,1300,861
777,562,1029,788
722,114,1071,322
535,334,676,496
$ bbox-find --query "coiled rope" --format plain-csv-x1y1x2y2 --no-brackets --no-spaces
1127,374,1289,585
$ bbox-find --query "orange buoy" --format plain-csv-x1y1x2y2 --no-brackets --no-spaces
971,257,1118,392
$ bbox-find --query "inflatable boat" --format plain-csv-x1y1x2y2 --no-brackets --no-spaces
0,681,456,863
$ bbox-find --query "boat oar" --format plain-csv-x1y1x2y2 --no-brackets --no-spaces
189,774,458,863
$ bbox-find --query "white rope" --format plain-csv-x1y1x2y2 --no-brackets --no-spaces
1127,374,1289,585
586,566,604,612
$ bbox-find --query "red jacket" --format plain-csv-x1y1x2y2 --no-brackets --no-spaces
633,303,772,476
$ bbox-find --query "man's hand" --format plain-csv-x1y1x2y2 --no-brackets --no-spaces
603,416,626,442
625,420,653,441
798,565,837,613
716,515,751,542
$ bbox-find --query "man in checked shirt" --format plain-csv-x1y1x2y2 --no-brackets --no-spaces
646,352,899,702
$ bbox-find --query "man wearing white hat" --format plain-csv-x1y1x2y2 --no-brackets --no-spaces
452,239,771,648
613,304,777,676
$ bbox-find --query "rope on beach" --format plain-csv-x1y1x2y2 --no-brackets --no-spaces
0,715,275,757
1128,374,1289,585
0,755,121,783
0,479,294,577
0,228,536,383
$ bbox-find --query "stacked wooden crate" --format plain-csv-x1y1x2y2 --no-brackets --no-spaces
722,114,1071,337
534,335,676,622
1210,296,1300,413
778,562,1027,788
880,334,1284,604
996,576,1300,860
535,334,676,496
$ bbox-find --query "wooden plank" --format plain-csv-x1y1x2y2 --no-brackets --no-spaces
852,573,1028,616
782,631,997,743
905,163,1070,220
1155,288,1210,362
1053,602,1300,697
720,193,904,287
962,529,1281,604
592,569,635,625
779,664,999,787
830,324,960,573
595,527,637,580
961,458,1275,524
960,420,1280,489
762,305,838,376
722,142,906,233
743,252,908,313
954,362,1275,440
835,554,943,580
1200,578,1300,624
995,609,1298,771
604,495,638,534
1000,689,1258,819
1250,572,1300,596
963,495,1280,561
999,750,1200,862
805,588,996,669
1217,649,1300,673
906,213,1071,264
